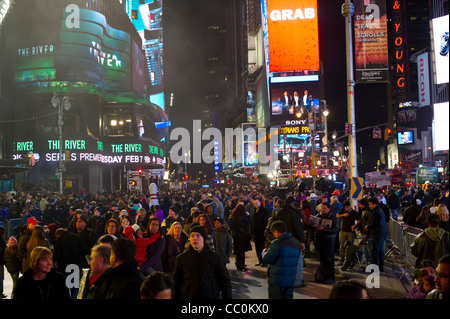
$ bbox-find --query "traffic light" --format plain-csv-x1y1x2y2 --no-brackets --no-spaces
64,150,71,163
138,169,143,175
384,128,392,141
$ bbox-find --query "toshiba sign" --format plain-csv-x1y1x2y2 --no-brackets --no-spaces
266,0,319,73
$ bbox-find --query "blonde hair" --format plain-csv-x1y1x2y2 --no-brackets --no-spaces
29,246,53,272
166,221,186,238
437,204,449,222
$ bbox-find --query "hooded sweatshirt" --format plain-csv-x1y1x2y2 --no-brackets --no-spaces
411,227,449,268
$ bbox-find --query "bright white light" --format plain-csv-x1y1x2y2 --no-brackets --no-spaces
111,120,117,126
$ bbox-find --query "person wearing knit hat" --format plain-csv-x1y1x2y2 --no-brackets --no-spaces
172,225,232,299
189,225,207,252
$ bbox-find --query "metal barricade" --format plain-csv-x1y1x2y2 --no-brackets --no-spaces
386,219,404,258
402,229,421,279
6,218,23,238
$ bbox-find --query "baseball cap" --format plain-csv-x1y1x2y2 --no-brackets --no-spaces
27,217,39,225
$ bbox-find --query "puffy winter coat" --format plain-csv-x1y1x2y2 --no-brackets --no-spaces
262,233,301,287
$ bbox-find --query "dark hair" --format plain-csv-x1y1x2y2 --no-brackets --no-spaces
368,197,379,206
140,271,174,299
321,202,330,209
285,195,295,205
343,201,351,207
271,220,287,234
359,198,368,207
439,254,449,265
97,234,116,246
426,213,440,227
329,280,368,299
231,204,246,222
112,238,137,263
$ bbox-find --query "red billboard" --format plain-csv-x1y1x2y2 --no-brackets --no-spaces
266,0,319,73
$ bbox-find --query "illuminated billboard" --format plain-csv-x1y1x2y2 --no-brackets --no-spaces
126,0,165,110
354,0,388,82
8,8,153,103
264,0,319,73
432,102,449,152
270,80,321,126
431,15,449,84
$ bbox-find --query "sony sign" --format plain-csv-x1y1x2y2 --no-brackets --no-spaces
270,8,316,21
417,52,430,107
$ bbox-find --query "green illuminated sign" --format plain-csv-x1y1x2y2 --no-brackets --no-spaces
111,143,143,153
48,140,86,150
13,141,34,152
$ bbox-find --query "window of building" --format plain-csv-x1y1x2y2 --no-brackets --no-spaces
103,108,133,137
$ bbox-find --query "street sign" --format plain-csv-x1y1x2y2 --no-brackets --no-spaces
351,177,364,200
373,129,382,139
244,168,253,177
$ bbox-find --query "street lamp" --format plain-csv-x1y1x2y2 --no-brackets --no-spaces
51,93,71,195
296,96,329,193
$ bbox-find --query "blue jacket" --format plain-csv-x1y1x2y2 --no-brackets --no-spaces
262,233,301,287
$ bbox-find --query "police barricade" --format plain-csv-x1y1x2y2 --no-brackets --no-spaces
386,219,404,258
6,218,23,238
400,225,422,279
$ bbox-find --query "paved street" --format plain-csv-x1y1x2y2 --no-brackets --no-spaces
1,240,413,300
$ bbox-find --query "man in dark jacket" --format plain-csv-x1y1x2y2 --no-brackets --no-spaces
366,197,387,272
172,225,232,299
387,189,400,220
272,195,305,286
314,202,339,284
402,198,422,228
87,237,144,299
53,228,88,272
250,197,271,266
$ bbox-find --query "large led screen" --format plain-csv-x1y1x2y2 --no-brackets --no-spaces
354,0,388,82
432,15,449,84
270,80,321,126
8,8,153,103
433,102,449,152
265,0,319,73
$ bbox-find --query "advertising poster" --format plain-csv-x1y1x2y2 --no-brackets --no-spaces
354,0,389,82
265,0,319,73
432,15,449,84
416,167,440,184
417,52,430,106
270,80,321,126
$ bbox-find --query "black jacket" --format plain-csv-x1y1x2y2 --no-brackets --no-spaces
86,261,144,299
173,245,232,299
14,268,69,300
272,204,305,243
250,206,271,240
367,206,387,236
53,230,88,272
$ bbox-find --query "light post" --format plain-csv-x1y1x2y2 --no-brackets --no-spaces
296,96,329,193
51,93,71,195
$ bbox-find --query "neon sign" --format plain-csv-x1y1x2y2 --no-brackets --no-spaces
391,0,407,101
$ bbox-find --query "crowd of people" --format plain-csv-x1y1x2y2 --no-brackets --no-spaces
0,179,448,300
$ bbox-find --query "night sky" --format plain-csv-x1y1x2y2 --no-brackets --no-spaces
163,0,390,175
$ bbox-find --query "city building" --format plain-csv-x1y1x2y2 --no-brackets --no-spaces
0,0,168,193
